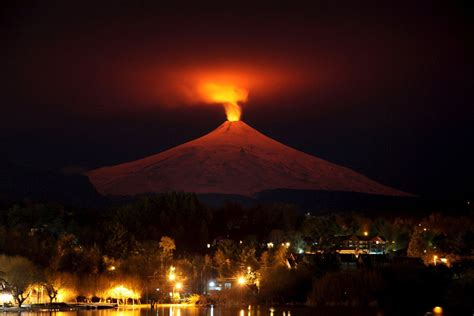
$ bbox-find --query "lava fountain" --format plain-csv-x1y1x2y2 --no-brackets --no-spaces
198,82,248,121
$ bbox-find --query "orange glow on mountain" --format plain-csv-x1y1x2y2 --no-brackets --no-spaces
198,82,248,121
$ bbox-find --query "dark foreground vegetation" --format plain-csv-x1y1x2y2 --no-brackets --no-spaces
0,193,473,315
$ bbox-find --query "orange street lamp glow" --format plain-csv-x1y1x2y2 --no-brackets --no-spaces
238,276,246,285
0,293,13,304
175,282,183,290
168,266,176,281
107,285,140,300
168,271,176,281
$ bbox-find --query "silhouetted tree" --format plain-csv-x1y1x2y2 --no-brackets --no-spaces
0,255,42,307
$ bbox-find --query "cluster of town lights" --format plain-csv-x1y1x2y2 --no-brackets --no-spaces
1,285,139,306
168,266,184,301
433,255,449,266
107,285,140,300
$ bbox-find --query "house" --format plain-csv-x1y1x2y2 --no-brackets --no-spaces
207,277,234,292
334,234,386,255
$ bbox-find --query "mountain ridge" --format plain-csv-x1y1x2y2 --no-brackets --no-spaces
87,121,410,197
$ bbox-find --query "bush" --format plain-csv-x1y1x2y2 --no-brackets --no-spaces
308,269,385,306
259,266,312,304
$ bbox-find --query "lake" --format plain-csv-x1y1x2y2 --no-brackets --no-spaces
6,306,383,316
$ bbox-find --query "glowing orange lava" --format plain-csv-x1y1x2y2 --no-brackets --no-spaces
198,82,248,121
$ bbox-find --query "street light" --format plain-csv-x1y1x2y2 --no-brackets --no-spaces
433,306,443,315
238,276,246,285
168,266,176,281
168,272,176,281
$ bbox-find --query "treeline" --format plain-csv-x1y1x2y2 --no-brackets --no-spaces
0,193,473,313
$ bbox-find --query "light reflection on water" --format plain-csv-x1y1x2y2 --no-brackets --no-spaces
5,306,381,316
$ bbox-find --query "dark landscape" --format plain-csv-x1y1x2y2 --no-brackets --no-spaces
1,2,473,316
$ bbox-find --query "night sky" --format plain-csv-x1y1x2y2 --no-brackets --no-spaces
1,2,473,197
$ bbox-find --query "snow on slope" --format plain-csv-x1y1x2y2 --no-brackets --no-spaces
87,121,409,197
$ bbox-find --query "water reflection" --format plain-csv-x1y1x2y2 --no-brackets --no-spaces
4,305,381,316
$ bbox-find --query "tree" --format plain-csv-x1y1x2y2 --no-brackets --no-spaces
159,236,176,258
238,246,258,270
105,222,136,259
407,227,425,258
43,271,74,303
213,249,231,278
159,236,176,270
0,255,42,307
213,239,238,277
300,215,341,250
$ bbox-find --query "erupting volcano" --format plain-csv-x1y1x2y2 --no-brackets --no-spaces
88,103,409,197
88,82,409,197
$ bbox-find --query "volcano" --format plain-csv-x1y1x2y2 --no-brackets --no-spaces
87,121,409,197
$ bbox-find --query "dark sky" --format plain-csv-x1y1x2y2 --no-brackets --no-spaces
1,1,473,197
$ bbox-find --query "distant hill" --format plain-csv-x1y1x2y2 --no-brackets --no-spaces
197,189,471,217
0,160,104,206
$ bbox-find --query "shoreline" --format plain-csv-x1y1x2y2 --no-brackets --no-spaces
0,303,381,312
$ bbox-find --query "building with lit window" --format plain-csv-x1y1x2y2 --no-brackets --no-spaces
334,234,386,255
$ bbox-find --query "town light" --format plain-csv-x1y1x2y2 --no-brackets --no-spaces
363,231,368,236
169,272,176,281
209,281,215,287
238,276,246,285
175,282,183,290
433,306,443,314
56,288,74,303
168,266,176,281
0,293,13,304
107,285,140,301
433,255,438,266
